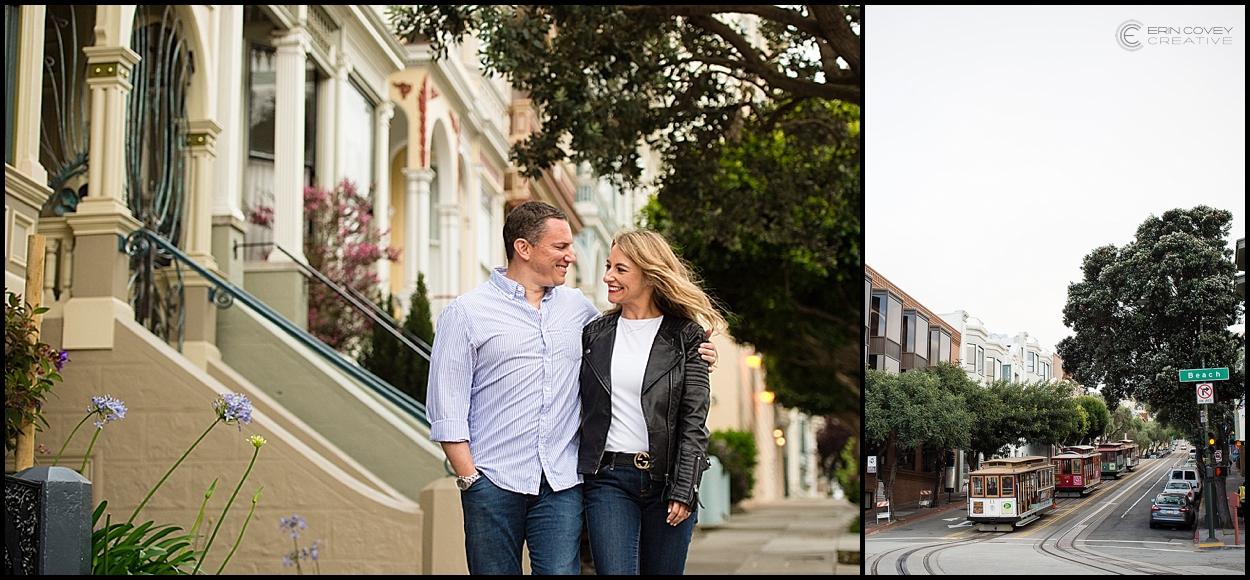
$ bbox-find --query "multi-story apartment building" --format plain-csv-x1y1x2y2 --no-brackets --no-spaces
864,266,962,511
941,311,1062,462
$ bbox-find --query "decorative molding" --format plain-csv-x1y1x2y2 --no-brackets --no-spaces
5,164,54,211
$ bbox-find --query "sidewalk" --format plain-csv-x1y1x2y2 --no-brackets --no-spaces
864,491,968,535
1194,464,1245,549
683,497,861,575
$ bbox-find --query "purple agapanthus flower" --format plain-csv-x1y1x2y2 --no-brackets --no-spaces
213,393,253,429
55,350,69,371
280,514,307,539
306,539,323,561
88,395,127,429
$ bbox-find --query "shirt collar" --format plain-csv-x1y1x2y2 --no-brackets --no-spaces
490,267,554,302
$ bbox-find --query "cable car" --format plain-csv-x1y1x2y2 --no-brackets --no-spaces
1052,445,1101,497
1118,439,1139,472
1095,441,1129,479
968,456,1056,532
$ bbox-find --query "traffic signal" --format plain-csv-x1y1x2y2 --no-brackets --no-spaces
1207,431,1216,450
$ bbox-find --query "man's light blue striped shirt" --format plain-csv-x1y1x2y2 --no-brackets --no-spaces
427,267,601,495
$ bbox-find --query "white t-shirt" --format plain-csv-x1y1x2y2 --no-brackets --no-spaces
605,315,663,454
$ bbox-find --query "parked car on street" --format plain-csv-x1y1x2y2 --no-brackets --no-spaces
1150,493,1196,529
1168,468,1201,502
1161,480,1196,503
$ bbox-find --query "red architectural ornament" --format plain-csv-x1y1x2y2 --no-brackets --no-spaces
393,81,413,100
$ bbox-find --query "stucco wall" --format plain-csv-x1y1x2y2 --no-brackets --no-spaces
37,315,424,574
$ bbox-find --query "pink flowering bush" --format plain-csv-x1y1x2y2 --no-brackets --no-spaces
304,179,400,354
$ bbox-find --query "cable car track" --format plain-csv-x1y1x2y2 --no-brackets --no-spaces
867,532,1004,575
1027,455,1189,575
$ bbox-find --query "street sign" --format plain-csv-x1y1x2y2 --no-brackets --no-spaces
1215,450,1223,462
1197,383,1215,404
1180,367,1229,382
868,455,878,474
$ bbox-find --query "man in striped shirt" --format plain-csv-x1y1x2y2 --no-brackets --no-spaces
427,201,715,574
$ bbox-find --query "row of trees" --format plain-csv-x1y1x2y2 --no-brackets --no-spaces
865,362,1134,509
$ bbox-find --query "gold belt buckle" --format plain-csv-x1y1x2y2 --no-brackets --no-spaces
633,452,651,469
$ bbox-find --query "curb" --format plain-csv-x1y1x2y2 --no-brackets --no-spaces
865,500,966,536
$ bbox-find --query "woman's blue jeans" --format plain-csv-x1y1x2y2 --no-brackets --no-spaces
584,462,698,575
459,473,583,575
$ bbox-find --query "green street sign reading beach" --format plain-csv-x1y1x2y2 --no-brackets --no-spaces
1178,367,1229,382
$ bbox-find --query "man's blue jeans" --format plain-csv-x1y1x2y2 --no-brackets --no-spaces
584,463,698,575
460,472,583,575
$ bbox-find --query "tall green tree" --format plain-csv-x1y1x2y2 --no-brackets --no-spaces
359,274,435,404
1057,206,1244,525
644,100,861,416
865,368,972,510
1074,395,1110,444
1057,206,1244,438
388,5,863,419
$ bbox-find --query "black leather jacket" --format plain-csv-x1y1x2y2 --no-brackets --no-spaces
578,313,712,507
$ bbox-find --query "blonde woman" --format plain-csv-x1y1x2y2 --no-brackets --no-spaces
578,229,727,575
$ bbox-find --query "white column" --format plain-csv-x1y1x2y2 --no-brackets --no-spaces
320,52,347,188
79,46,140,217
183,120,222,268
437,203,461,299
375,101,395,291
13,6,48,184
212,5,245,221
403,167,434,296
268,28,310,263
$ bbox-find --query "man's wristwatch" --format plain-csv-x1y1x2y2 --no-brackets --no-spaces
456,470,483,490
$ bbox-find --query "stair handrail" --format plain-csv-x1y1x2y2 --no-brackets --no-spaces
124,228,429,426
268,243,432,359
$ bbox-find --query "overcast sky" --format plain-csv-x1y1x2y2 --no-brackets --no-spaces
865,5,1246,355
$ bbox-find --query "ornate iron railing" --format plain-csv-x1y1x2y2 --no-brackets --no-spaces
126,4,191,245
39,5,94,216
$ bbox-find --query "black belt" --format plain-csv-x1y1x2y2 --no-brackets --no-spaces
603,451,651,469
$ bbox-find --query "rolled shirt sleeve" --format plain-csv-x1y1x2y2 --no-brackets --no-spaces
427,300,475,443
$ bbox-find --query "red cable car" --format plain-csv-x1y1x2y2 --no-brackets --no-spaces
1052,445,1101,497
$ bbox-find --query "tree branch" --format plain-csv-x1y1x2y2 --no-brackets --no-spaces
684,14,859,103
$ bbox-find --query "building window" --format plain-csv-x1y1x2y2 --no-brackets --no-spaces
1002,363,1011,381
986,356,996,380
930,328,940,363
939,330,951,363
976,345,984,375
922,449,939,472
1027,351,1036,372
904,313,917,352
886,294,902,344
340,78,376,190
896,447,915,469
870,292,886,337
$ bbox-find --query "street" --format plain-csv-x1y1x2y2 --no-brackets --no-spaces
865,447,1245,575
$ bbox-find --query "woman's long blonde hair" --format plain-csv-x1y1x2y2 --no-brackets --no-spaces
606,229,728,334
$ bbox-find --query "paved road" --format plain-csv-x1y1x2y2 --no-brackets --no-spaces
684,497,861,575
865,447,1245,575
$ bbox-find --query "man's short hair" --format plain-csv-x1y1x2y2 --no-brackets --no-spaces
504,201,567,262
